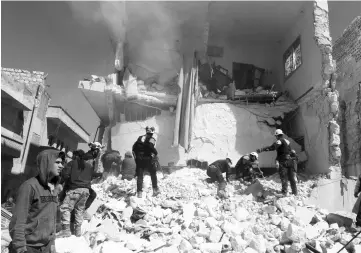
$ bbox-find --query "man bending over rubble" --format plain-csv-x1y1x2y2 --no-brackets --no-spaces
132,126,160,198
206,158,232,198
234,152,263,182
257,129,298,196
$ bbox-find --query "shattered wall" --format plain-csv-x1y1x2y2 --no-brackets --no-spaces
110,103,302,167
207,36,280,86
279,2,331,174
333,16,361,177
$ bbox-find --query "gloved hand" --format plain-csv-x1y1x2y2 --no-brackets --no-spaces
256,149,261,154
355,192,359,198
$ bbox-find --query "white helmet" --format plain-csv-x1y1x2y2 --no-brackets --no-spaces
250,152,259,160
274,129,284,136
146,126,155,134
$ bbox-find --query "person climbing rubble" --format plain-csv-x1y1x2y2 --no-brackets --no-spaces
9,149,65,253
234,152,263,182
206,158,232,198
120,151,136,181
58,149,103,238
257,129,298,196
354,173,361,227
132,126,160,198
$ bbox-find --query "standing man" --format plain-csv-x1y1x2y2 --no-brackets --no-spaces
257,129,297,196
207,158,232,198
234,152,262,182
132,126,160,198
9,150,64,253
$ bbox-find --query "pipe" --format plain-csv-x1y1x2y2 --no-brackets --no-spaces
188,56,197,150
183,56,194,150
295,87,314,103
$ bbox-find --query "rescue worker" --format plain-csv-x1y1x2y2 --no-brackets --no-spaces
207,158,232,198
9,149,65,253
120,151,136,181
354,173,361,227
58,150,102,237
257,129,298,196
132,126,160,198
234,152,263,182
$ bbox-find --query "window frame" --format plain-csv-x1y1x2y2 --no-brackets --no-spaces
283,36,302,81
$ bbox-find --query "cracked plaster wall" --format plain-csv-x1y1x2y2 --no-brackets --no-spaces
110,103,301,167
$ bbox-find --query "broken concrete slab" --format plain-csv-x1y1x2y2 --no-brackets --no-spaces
326,213,353,228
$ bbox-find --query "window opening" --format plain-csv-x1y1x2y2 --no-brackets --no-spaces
284,36,302,80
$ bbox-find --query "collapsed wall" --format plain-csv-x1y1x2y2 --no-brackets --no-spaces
333,16,361,177
109,99,302,168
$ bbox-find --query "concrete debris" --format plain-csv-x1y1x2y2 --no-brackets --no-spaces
50,168,359,253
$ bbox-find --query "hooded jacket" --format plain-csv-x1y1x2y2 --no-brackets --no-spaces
9,149,61,252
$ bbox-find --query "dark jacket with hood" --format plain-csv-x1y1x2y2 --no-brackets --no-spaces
9,149,61,253
235,155,259,176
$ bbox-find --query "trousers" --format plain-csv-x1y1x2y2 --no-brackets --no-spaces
135,156,158,192
60,188,90,227
279,159,298,195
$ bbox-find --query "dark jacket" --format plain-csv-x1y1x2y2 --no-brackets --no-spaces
61,157,101,191
9,150,61,253
261,137,292,162
132,135,158,158
121,151,136,180
235,155,259,176
209,159,231,181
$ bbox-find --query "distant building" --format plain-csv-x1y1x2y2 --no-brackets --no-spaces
1,68,90,202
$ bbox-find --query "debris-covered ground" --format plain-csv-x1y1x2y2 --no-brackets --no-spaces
54,168,361,253
3,168,360,253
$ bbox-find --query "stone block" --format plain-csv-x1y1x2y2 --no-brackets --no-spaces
199,243,222,253
249,234,267,253
179,239,193,252
326,213,353,228
234,207,250,221
230,236,248,252
286,224,306,243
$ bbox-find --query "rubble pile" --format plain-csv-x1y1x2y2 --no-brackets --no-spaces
55,168,360,253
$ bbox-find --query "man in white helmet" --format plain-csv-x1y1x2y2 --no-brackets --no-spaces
256,129,297,196
234,152,263,182
132,126,160,198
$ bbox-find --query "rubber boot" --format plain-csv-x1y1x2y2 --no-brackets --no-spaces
153,188,160,197
57,224,71,238
137,191,143,198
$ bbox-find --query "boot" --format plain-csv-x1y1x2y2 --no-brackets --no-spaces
57,224,71,238
74,225,82,237
137,191,143,198
153,188,160,197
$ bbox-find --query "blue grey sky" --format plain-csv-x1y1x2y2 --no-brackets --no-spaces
2,1,116,149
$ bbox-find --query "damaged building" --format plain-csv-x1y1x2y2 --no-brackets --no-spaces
80,2,341,170
76,1,359,211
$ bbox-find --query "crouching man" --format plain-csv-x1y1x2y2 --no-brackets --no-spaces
234,152,263,182
207,158,232,198
257,129,297,196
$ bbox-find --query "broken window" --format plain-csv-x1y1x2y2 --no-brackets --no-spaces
284,36,302,79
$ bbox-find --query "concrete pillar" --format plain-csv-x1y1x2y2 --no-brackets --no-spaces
313,0,341,178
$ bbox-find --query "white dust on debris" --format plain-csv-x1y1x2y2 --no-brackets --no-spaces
54,168,360,253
